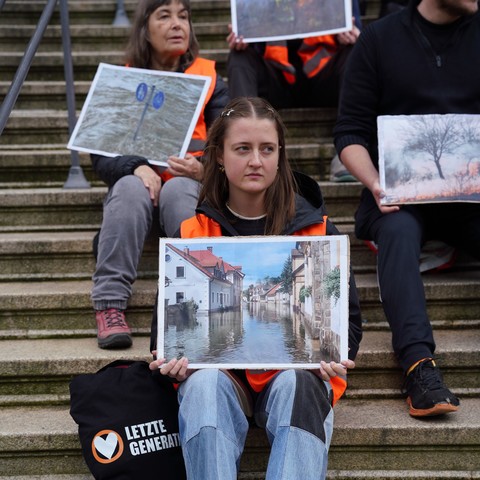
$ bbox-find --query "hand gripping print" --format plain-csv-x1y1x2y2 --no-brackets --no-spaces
133,83,165,141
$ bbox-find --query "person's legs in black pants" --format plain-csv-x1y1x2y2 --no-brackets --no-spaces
368,207,436,372
356,194,460,416
227,46,295,109
299,45,354,108
424,203,480,261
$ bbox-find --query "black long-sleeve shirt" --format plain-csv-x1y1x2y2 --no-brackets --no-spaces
333,0,480,168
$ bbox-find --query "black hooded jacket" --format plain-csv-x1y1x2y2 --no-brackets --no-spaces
175,172,363,360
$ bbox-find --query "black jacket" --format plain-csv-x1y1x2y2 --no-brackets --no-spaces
334,0,480,167
185,172,363,361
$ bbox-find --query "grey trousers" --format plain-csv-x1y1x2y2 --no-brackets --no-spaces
91,175,200,310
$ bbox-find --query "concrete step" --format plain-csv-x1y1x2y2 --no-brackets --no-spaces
0,107,337,145
357,268,480,327
0,141,334,188
0,183,364,231
0,81,92,110
1,473,479,480
0,22,229,52
1,263,479,335
0,187,105,231
0,0,379,27
0,279,156,340
1,226,478,281
0,0,232,25
0,49,228,82
0,397,478,475
0,231,158,282
1,330,479,405
0,147,98,188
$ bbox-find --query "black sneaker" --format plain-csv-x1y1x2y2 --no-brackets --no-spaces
403,358,459,417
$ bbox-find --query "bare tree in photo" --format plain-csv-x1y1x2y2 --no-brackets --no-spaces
401,115,461,180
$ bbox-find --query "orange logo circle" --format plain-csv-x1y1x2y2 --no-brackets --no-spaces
92,429,124,464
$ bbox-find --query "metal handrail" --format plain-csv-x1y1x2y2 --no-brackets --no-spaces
59,0,90,188
0,0,90,188
113,0,131,26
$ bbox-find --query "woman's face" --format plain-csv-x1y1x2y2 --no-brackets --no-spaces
147,0,190,69
219,116,280,211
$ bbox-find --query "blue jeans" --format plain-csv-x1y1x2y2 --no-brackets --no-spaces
177,369,333,480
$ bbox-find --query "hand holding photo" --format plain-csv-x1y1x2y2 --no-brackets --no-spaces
378,114,480,205
67,63,211,167
157,235,350,369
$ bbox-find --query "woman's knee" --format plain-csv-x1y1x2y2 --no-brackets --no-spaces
259,370,331,440
159,177,200,235
178,370,248,439
269,369,297,393
106,175,153,214
160,177,199,204
375,209,423,246
179,369,233,404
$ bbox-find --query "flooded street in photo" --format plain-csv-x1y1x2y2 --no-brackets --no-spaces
164,302,321,366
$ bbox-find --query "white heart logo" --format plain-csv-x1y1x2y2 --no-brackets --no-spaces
94,432,118,459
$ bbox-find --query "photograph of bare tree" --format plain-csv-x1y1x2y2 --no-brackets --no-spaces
231,0,351,43
157,236,350,369
378,114,480,205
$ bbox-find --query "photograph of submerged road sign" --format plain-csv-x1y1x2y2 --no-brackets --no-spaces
67,63,211,167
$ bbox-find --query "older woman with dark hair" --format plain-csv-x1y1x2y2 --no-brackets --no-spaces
91,0,229,349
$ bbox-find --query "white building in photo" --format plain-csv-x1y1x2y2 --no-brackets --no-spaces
163,244,244,313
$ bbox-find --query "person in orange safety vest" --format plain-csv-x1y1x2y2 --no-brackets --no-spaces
225,0,361,109
90,0,229,350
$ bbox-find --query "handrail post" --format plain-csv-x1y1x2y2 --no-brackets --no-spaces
112,0,130,26
60,0,90,189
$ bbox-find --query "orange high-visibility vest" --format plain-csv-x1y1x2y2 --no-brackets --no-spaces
264,35,337,84
184,57,217,154
159,57,217,182
180,213,348,404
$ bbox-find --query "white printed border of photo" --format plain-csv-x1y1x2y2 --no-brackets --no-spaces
230,0,352,43
157,235,350,369
67,63,211,168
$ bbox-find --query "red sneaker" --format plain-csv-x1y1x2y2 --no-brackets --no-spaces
95,308,132,349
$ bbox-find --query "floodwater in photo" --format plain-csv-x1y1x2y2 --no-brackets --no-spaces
164,302,325,365
158,236,349,368
68,64,209,165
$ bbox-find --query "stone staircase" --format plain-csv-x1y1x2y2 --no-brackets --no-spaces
0,0,479,478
